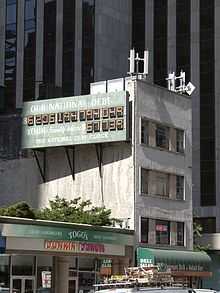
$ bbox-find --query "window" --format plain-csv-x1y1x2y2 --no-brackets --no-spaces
200,0,215,207
153,171,169,197
154,0,167,87
176,175,184,200
141,168,148,194
177,222,184,246
82,0,95,94
62,0,75,97
140,217,148,243
141,119,148,144
194,217,216,233
43,0,56,87
156,220,170,245
156,125,169,149
4,0,17,111
23,0,36,101
176,129,184,153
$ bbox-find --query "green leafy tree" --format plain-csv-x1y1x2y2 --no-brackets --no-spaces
0,202,36,219
36,196,120,226
0,196,121,227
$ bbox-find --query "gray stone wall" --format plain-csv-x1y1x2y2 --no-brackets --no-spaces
134,80,193,249
0,142,134,228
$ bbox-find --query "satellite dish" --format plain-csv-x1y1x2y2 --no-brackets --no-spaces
185,82,196,95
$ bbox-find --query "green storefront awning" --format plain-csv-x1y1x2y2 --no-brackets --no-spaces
136,247,211,272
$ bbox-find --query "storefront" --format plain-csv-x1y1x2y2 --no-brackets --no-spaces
136,247,212,288
0,217,134,293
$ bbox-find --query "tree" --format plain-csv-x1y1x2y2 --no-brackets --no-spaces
0,201,36,219
0,196,121,227
193,221,210,251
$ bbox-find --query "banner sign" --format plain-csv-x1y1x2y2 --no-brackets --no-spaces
6,237,125,256
136,248,210,272
21,91,129,149
136,247,155,267
1,223,133,245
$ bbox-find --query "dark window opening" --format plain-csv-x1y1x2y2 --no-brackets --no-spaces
81,0,95,94
4,0,17,112
177,222,184,246
153,0,167,87
200,0,215,206
176,0,190,82
132,0,145,71
62,0,75,97
43,0,56,96
194,217,216,234
140,217,148,243
156,219,170,245
23,0,36,101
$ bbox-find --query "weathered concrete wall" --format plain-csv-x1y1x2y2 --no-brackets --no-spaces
0,142,134,228
134,80,193,249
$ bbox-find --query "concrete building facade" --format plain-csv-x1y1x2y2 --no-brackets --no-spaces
0,78,192,251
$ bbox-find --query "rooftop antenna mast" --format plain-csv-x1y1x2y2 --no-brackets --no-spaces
128,49,149,79
166,70,196,96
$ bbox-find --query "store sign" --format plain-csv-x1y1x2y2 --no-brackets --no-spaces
1,223,133,245
137,248,209,272
101,259,112,268
21,91,129,149
6,237,126,256
136,247,155,267
41,271,51,288
44,240,105,254
161,263,205,272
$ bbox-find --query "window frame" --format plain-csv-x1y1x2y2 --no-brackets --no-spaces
141,168,149,195
155,219,170,245
176,128,185,153
155,124,170,150
176,222,185,246
141,118,149,145
176,175,185,200
140,217,148,243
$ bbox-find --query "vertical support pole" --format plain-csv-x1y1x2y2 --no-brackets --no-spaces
96,144,104,206
64,146,75,181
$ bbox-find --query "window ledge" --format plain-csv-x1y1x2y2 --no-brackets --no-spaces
140,143,185,156
140,193,185,201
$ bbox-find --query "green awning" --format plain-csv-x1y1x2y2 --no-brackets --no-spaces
136,247,211,272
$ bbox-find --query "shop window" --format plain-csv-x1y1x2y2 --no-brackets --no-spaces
37,255,53,292
152,171,169,197
12,255,36,275
176,175,184,200
156,219,170,245
141,119,148,145
177,222,184,246
194,217,216,233
0,256,9,289
141,168,148,194
156,124,169,149
140,217,148,243
176,129,184,153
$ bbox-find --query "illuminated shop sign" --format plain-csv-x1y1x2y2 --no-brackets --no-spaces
21,91,129,149
44,240,105,254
